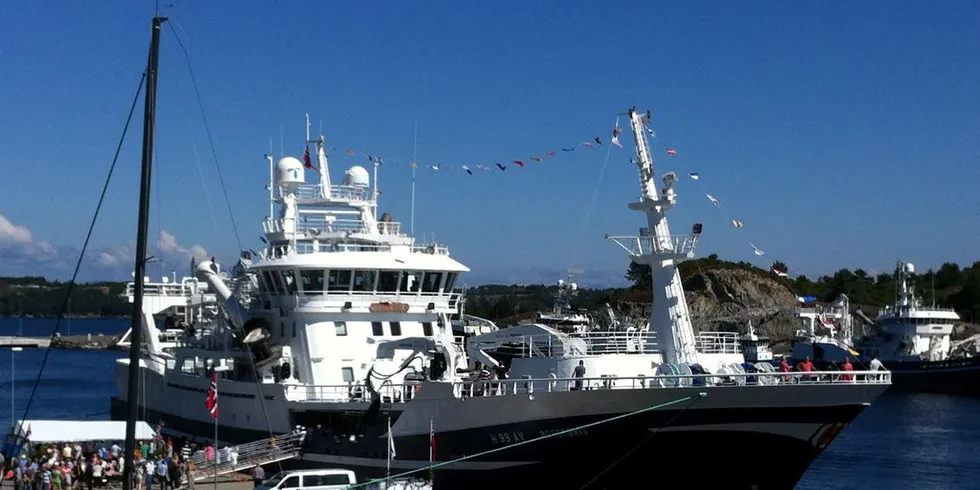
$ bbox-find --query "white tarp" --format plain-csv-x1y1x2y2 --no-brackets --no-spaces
15,420,156,443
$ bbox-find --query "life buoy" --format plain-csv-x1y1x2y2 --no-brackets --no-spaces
414,384,422,395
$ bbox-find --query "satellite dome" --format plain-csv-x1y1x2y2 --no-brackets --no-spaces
276,157,305,186
905,263,915,274
344,165,370,187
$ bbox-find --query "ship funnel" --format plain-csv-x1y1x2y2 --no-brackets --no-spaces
195,261,247,328
241,317,283,370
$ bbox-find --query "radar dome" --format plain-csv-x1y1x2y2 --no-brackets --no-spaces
276,157,305,186
905,263,915,274
344,165,370,187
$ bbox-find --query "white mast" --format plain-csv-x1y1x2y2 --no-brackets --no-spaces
608,107,701,365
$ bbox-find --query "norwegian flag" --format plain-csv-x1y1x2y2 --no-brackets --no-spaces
303,145,314,169
205,372,218,419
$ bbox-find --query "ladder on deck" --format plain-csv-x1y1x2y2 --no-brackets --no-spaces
189,431,305,481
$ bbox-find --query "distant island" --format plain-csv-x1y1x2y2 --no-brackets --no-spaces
2,257,978,339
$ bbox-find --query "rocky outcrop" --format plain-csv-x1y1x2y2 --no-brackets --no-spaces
610,267,802,343
684,267,800,341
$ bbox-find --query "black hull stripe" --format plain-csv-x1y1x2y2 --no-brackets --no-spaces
112,397,868,489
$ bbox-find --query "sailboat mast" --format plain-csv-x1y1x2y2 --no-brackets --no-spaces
123,15,167,490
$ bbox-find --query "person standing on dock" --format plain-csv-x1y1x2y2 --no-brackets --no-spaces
251,465,265,488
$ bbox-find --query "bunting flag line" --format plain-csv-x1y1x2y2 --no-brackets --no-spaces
638,119,796,276
306,128,616,180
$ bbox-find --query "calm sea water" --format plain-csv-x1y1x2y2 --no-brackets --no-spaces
2,318,978,489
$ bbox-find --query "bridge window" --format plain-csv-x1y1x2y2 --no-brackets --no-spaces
341,367,355,383
335,321,347,336
353,270,377,292
444,272,459,292
390,321,402,336
421,272,442,293
299,269,324,295
268,271,284,295
281,269,297,295
280,476,300,489
328,269,352,291
401,271,422,293
256,273,269,294
378,271,400,292
422,322,433,336
372,321,384,336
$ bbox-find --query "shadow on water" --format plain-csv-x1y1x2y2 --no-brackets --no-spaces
798,391,980,490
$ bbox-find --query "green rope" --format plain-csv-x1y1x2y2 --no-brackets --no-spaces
347,391,707,489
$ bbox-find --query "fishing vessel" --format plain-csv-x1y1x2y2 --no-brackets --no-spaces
110,97,891,489
793,261,980,395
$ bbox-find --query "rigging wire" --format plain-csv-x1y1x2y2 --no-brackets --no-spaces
1,73,147,475
346,392,705,489
166,22,243,251
567,120,616,275
166,20,282,472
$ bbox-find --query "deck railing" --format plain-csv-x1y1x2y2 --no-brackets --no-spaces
695,332,741,355
455,370,892,397
284,370,891,405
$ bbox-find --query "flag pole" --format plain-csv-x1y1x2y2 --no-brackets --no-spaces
410,120,417,236
428,418,434,484
385,415,391,482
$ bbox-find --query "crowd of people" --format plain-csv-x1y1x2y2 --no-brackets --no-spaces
1,438,216,490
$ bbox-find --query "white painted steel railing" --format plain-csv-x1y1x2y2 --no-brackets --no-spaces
188,431,306,480
606,235,700,257
284,370,891,405
695,332,741,354
455,370,892,397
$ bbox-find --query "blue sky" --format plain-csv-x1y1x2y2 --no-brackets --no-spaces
1,1,978,287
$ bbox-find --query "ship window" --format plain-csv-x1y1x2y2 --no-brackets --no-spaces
341,367,355,383
328,269,353,291
281,269,297,295
401,271,421,292
421,272,442,293
372,322,384,336
390,321,402,336
299,269,324,295
335,321,347,336
256,273,269,294
378,270,400,292
353,270,377,292
268,271,284,295
422,322,433,336
444,272,459,292
280,475,300,489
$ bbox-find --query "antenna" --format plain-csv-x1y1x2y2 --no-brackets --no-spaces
279,122,284,157
305,113,311,143
411,120,418,236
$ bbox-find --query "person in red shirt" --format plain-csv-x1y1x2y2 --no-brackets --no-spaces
798,357,815,381
779,355,792,382
841,357,854,382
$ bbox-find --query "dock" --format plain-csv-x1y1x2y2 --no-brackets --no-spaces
0,336,50,348
0,334,120,350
